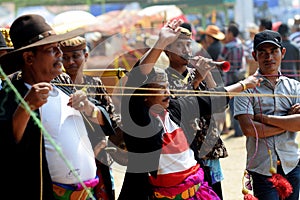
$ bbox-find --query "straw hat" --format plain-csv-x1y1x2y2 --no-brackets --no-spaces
200,25,225,40
0,14,85,74
247,23,259,34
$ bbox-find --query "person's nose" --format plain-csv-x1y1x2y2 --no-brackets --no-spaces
264,52,274,60
64,57,75,64
165,87,171,95
182,45,191,54
57,47,63,57
68,57,75,64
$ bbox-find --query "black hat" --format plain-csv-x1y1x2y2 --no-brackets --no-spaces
0,32,13,51
0,14,85,74
253,30,282,50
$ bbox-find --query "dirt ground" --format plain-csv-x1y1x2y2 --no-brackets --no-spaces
111,132,300,200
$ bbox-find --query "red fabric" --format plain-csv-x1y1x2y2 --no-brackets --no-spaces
244,194,258,200
161,128,189,154
152,166,220,200
268,173,293,199
94,167,110,200
150,164,199,187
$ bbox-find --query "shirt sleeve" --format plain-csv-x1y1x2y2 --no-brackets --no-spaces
234,90,254,118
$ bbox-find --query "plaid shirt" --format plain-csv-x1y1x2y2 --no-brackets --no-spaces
219,38,244,85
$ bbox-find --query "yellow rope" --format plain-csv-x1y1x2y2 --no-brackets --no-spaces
52,83,300,98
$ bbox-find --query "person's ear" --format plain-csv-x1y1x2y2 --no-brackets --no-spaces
23,52,34,64
84,52,89,62
252,51,257,61
27,56,33,63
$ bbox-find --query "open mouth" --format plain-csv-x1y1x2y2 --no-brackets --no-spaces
181,54,192,60
162,96,170,102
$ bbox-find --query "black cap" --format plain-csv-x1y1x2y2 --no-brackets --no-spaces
253,30,282,50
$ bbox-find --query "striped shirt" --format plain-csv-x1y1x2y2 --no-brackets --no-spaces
289,31,300,50
149,111,198,187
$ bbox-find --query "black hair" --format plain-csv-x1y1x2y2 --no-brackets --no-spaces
260,18,272,30
227,24,239,37
278,23,290,37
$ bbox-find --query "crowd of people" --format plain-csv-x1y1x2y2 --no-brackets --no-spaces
0,13,299,200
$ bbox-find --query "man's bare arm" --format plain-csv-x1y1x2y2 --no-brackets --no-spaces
255,113,300,132
237,114,285,138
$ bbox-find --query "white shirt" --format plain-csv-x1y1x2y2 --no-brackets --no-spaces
41,87,96,184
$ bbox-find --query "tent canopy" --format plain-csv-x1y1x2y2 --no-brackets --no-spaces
141,0,235,7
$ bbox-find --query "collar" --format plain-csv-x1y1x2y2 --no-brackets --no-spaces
150,109,167,120
257,70,288,86
167,67,191,85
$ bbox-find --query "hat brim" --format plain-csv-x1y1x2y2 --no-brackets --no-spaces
199,30,225,40
0,27,85,75
247,28,258,34
255,40,281,50
0,47,13,51
207,32,225,40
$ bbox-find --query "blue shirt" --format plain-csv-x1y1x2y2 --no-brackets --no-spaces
234,70,300,176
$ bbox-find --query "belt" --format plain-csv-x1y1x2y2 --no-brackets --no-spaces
53,184,93,200
54,176,99,191
154,183,201,200
76,177,99,190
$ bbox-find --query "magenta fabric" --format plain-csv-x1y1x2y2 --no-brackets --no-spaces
153,167,220,200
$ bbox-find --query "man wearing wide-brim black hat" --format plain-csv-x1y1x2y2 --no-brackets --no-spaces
0,14,106,200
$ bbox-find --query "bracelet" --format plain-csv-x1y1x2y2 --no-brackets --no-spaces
239,81,247,91
91,107,98,118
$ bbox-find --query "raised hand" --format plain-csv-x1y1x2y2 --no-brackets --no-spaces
190,56,216,81
155,19,183,49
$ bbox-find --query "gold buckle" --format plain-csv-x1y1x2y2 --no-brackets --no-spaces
154,191,176,199
181,183,200,199
154,183,201,200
